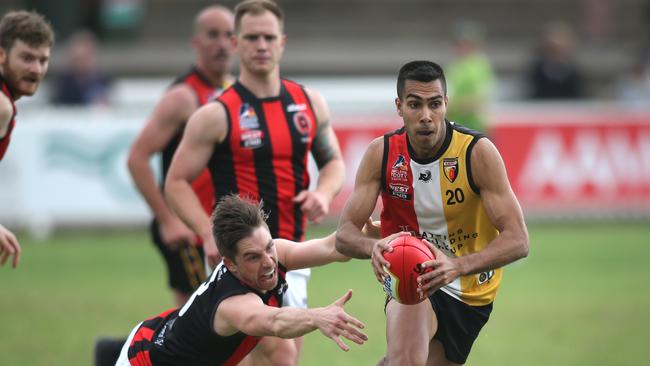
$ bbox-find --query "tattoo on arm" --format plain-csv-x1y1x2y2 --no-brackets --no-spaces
311,120,336,169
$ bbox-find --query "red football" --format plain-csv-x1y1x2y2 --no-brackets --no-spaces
382,236,435,305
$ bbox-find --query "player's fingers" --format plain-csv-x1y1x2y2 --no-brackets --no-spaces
310,215,324,224
417,267,441,283
417,272,443,294
371,255,388,281
340,326,367,345
371,250,390,271
373,248,391,270
419,282,441,298
421,239,438,257
12,251,20,268
377,252,391,267
293,190,308,203
1,252,9,266
335,289,353,306
341,313,366,330
330,335,350,352
383,231,410,252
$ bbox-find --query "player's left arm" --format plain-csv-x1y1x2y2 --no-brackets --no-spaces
215,290,366,351
0,93,12,138
418,138,529,294
293,88,345,224
275,234,346,270
276,217,382,270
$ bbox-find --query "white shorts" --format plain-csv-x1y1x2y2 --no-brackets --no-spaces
283,268,311,308
205,261,310,308
114,321,142,366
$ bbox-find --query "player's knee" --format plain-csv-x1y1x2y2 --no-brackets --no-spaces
271,346,298,366
266,340,298,366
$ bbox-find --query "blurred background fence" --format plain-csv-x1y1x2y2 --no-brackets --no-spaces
1,0,649,235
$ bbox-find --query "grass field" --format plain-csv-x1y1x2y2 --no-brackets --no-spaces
1,221,649,365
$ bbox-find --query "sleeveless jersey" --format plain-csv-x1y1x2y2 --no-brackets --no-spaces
0,74,17,161
380,120,500,306
127,261,288,366
210,79,317,241
159,67,229,217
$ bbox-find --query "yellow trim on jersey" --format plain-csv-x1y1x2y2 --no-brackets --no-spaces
438,125,500,306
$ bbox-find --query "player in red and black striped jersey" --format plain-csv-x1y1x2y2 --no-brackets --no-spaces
165,2,344,365
127,5,235,307
95,7,235,366
116,195,367,366
0,11,54,268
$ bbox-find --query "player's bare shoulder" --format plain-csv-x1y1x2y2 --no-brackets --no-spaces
356,136,385,180
160,83,200,121
185,100,229,144
365,136,386,165
469,137,508,190
303,87,330,126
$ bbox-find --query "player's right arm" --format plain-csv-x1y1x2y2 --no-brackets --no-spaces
335,138,408,282
215,290,367,351
165,102,228,268
0,93,12,138
127,85,197,249
0,224,20,268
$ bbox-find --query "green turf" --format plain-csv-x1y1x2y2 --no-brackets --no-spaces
0,222,648,365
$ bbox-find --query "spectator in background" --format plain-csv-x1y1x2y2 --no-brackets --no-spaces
50,30,110,106
445,20,495,132
527,22,584,99
616,51,650,108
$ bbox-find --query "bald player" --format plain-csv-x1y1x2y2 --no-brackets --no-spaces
95,6,235,366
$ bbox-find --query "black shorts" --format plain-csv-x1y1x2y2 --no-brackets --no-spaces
150,220,206,294
429,290,492,364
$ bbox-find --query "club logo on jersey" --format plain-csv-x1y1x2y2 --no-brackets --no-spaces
287,103,307,112
390,169,408,182
292,111,312,141
154,317,176,346
277,281,288,296
389,183,411,200
418,170,432,183
477,270,495,285
239,103,259,130
392,155,408,171
443,158,459,183
241,129,264,149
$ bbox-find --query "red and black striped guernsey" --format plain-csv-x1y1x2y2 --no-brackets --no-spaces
210,79,317,241
126,263,287,366
0,73,17,162
160,67,226,221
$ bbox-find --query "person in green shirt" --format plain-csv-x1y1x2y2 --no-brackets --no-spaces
446,21,495,133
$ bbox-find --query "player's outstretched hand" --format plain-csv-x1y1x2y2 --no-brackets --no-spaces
417,239,461,298
315,290,367,351
371,232,410,283
159,215,196,250
293,190,329,224
0,224,20,269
